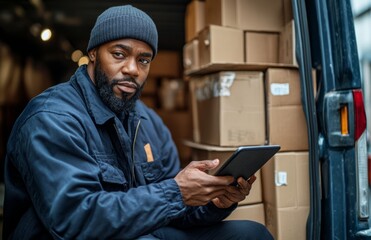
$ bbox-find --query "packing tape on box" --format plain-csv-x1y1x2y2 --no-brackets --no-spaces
275,171,288,186
196,72,236,100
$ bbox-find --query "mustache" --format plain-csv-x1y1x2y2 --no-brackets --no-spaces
111,77,140,90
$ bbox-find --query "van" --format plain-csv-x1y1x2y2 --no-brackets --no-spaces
295,0,370,238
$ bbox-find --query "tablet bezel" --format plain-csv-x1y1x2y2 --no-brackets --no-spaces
213,145,281,179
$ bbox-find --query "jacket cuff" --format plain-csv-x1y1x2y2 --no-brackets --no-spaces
159,179,186,219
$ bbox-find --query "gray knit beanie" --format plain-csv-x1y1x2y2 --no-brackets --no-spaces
87,5,158,57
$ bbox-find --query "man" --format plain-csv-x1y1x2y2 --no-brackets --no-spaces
3,5,273,240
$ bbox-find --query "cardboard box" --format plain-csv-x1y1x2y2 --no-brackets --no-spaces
186,140,237,163
265,204,309,240
225,203,266,225
236,0,284,31
194,71,266,146
262,152,309,208
185,141,263,205
189,78,202,142
262,152,309,238
159,78,186,110
279,20,297,66
205,0,284,32
205,0,237,28
183,39,200,72
267,106,308,151
265,68,308,151
245,31,279,64
156,110,193,167
198,25,244,67
149,51,181,78
185,0,205,42
283,0,293,24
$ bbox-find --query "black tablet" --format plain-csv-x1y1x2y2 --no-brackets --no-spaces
213,145,280,179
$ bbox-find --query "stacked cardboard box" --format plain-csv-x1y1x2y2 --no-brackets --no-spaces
185,0,205,42
279,20,297,66
184,0,310,239
191,71,266,146
265,68,308,151
262,152,310,239
184,0,294,73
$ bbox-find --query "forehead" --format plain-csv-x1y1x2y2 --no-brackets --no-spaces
102,39,152,54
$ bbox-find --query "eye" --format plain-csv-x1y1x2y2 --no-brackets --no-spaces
113,52,125,58
139,58,151,65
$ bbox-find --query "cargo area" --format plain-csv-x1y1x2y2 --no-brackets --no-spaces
1,0,371,239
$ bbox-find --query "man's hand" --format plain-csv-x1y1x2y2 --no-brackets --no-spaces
212,175,256,208
174,159,235,206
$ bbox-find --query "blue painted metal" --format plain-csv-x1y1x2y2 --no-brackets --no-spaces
294,0,371,238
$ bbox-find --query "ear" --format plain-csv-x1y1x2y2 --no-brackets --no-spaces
88,49,97,62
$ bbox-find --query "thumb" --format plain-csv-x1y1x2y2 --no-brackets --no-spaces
190,159,220,172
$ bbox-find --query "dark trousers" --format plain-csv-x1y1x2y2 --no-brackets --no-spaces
140,220,274,240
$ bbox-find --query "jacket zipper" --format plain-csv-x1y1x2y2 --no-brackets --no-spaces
113,122,134,188
131,119,141,187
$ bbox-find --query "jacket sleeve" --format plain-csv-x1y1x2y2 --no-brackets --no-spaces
12,111,188,240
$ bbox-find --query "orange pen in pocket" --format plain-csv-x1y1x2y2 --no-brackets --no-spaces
144,143,154,162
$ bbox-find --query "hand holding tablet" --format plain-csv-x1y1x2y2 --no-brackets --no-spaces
212,145,280,180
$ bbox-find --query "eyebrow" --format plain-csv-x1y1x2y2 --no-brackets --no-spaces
113,44,153,58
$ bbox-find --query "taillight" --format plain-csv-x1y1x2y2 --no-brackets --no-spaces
324,89,368,219
353,89,369,219
353,90,367,141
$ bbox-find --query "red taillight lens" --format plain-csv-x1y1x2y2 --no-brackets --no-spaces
353,90,367,141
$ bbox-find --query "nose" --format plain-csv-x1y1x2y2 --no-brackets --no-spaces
122,57,139,77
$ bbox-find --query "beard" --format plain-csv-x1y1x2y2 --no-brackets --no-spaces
94,59,144,115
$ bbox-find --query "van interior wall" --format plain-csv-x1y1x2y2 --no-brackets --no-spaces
0,41,56,182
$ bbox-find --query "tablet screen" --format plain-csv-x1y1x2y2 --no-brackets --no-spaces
213,145,280,179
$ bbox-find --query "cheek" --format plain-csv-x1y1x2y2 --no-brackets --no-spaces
137,77,147,88
138,68,150,86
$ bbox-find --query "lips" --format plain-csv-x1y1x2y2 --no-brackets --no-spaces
116,81,138,94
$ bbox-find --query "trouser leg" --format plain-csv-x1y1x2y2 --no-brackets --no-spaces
151,220,273,240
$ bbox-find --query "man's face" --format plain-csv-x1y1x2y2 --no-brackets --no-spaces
90,39,153,114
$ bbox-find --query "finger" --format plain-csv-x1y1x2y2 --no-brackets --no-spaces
181,187,229,206
217,190,246,205
223,185,247,200
205,187,235,200
198,172,235,186
236,177,249,189
236,175,256,189
212,195,235,208
236,178,252,195
248,175,257,184
187,159,220,171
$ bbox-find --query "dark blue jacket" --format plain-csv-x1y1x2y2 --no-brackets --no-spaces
3,65,235,240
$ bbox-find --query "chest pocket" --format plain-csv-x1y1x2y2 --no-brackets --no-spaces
140,160,164,183
95,153,128,190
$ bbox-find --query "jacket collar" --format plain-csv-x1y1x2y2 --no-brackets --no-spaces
71,65,149,125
